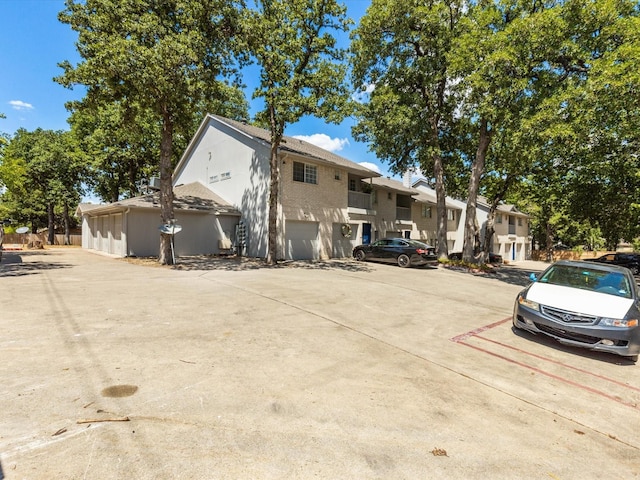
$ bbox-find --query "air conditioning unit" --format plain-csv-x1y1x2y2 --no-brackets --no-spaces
149,177,161,190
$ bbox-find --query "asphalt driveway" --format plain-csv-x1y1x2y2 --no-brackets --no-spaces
1,248,639,479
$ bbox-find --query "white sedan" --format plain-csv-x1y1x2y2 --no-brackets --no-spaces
513,260,640,362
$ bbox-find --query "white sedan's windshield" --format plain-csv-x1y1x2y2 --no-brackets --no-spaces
539,265,632,299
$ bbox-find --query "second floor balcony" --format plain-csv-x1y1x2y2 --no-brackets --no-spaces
348,190,372,210
396,206,411,221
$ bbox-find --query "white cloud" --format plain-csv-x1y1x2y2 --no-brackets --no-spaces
358,162,381,174
9,100,34,111
293,133,349,152
352,83,375,103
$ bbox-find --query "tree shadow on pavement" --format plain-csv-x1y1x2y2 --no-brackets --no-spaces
0,251,73,277
129,255,374,272
442,264,540,288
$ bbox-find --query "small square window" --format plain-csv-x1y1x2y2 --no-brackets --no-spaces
496,214,502,224
518,218,522,226
447,209,455,221
387,192,392,200
422,205,432,218
334,170,341,181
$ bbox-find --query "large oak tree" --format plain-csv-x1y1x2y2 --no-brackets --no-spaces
57,0,244,264
351,0,465,259
245,0,353,264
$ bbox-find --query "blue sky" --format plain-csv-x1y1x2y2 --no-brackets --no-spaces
1,0,397,180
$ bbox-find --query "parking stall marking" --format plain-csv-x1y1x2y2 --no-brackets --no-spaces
451,318,640,411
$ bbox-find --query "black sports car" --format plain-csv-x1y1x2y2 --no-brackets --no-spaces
353,238,438,268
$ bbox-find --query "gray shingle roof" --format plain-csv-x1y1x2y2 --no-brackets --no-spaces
368,176,417,195
209,115,380,178
76,182,240,216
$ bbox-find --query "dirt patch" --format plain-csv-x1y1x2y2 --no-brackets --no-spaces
101,385,139,398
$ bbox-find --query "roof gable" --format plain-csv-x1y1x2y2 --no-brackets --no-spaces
174,114,381,179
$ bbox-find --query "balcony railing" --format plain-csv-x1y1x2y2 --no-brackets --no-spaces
348,191,372,209
396,206,412,221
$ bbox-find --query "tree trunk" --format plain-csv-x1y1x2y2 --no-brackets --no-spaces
158,108,175,265
266,105,283,265
482,209,496,263
462,118,492,264
47,203,55,245
545,220,554,262
433,152,448,259
63,202,71,245
266,141,280,265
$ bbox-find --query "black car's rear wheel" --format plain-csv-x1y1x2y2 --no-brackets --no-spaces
397,254,411,268
354,249,366,261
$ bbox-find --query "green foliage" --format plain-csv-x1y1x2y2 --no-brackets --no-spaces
0,129,84,233
57,0,247,262
244,0,353,263
350,0,463,177
350,0,466,258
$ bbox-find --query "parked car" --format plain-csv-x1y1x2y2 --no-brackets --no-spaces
513,260,640,362
584,252,640,275
448,252,503,264
353,238,438,268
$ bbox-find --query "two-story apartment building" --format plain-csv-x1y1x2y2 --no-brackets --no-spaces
76,114,530,261
410,179,464,250
480,198,531,261
411,178,531,261
77,114,381,260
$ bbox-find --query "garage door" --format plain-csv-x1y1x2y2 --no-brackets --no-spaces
285,221,319,260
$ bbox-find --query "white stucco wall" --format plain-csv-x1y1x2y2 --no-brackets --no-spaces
173,118,270,259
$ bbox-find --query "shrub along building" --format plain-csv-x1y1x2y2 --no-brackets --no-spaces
76,114,530,261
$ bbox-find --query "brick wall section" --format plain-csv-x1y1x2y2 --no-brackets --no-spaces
372,188,399,237
280,155,349,259
410,203,437,244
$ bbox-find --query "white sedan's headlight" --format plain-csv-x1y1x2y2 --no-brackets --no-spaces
599,318,639,328
518,294,539,311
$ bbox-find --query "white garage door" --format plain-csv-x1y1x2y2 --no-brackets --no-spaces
285,221,319,260
110,214,123,256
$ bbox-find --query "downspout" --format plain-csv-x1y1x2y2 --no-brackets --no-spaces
123,208,130,257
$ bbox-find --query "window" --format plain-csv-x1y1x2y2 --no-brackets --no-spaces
293,161,318,184
518,218,522,226
496,214,502,224
349,178,356,191
334,170,342,181
387,192,392,200
447,209,455,221
422,205,432,218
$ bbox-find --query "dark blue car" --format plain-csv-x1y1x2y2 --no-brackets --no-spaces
353,238,438,268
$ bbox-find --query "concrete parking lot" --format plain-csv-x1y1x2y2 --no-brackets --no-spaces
1,248,639,479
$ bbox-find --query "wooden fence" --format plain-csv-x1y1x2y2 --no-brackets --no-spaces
2,233,82,247
530,249,616,262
